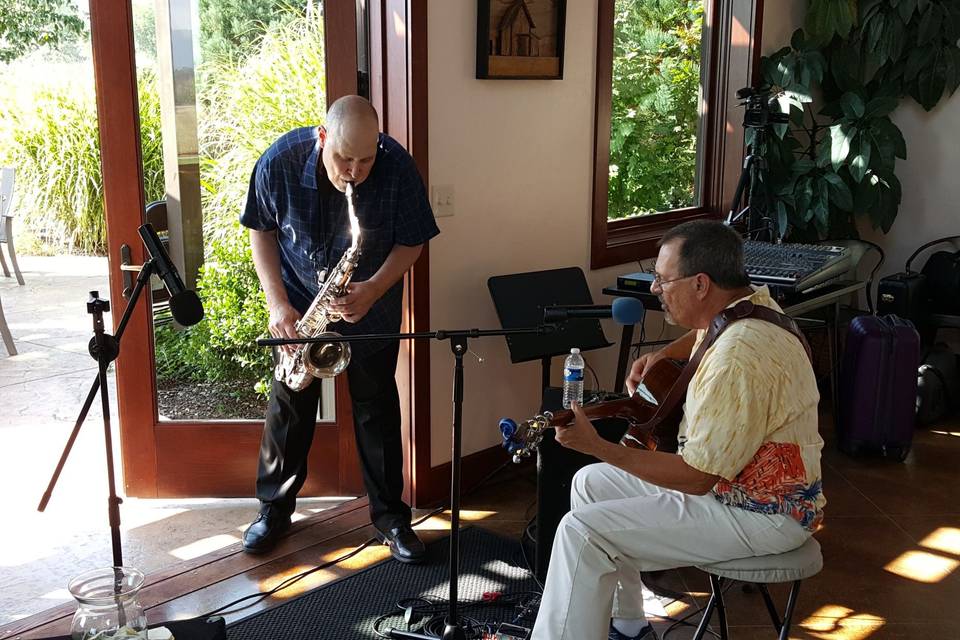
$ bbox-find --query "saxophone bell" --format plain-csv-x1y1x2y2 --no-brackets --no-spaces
302,332,351,379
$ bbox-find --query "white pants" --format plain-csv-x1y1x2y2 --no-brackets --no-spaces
531,463,810,640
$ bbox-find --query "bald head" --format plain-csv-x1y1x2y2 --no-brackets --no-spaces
326,95,380,141
320,96,381,192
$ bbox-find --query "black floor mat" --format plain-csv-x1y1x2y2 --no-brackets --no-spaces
227,527,542,639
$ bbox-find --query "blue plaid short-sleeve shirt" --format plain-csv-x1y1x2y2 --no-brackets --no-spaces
240,126,439,356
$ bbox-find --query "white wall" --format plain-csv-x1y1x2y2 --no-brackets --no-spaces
863,98,960,279
428,0,626,465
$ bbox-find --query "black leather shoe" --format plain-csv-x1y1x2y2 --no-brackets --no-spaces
242,513,291,554
377,524,426,564
608,622,658,640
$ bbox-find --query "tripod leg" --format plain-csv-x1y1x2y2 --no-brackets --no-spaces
98,350,123,568
37,375,103,512
727,155,758,226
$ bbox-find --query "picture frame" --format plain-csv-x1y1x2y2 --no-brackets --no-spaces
476,0,567,80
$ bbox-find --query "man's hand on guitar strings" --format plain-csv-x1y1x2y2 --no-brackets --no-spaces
554,402,605,456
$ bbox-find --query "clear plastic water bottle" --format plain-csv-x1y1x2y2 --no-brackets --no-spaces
562,348,585,409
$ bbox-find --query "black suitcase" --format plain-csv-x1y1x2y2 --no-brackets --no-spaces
877,272,927,322
921,249,960,315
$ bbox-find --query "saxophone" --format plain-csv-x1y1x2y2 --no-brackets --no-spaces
274,182,361,391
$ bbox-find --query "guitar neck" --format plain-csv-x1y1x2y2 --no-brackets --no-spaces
548,396,644,427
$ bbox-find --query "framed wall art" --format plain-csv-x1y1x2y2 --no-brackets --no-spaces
477,0,567,79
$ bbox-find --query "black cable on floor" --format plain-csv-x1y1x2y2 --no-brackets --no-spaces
371,592,542,639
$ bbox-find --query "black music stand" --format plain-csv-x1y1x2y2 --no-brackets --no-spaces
487,267,612,397
488,267,622,584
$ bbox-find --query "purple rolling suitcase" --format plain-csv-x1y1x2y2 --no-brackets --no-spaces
838,315,920,461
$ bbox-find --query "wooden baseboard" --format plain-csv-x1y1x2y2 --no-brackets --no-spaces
413,444,511,507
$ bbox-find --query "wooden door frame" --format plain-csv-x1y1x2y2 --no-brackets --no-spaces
368,0,434,508
91,0,364,497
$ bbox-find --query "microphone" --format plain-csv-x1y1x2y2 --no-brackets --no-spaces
543,297,644,325
138,223,205,326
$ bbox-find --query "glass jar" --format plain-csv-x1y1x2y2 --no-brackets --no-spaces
68,567,148,640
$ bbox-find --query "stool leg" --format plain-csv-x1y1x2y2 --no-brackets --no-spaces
778,580,802,640
693,575,728,640
757,584,782,633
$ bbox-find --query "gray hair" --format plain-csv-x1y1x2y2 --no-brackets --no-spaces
659,220,750,289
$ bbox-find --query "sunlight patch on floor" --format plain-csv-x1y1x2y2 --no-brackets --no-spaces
170,534,240,560
803,605,885,639
416,510,497,531
884,549,959,583
40,588,71,601
258,564,338,599
319,544,391,570
931,429,960,437
920,527,960,556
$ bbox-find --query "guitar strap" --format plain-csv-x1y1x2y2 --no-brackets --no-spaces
643,299,813,427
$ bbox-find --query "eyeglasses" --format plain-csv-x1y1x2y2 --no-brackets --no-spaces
651,273,695,289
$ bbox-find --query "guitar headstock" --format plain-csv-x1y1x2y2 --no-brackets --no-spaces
499,412,554,463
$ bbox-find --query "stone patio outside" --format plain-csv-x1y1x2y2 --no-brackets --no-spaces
0,256,346,625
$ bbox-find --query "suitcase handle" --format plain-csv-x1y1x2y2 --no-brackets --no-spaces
905,235,960,273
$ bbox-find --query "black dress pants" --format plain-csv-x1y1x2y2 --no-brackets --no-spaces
255,342,411,533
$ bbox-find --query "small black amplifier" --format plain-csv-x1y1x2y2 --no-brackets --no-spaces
877,271,926,322
617,271,654,293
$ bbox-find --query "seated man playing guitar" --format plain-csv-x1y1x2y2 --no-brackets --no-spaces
530,220,825,640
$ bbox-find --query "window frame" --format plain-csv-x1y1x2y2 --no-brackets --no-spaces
590,0,765,269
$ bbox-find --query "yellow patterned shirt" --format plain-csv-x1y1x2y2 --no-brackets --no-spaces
678,286,825,531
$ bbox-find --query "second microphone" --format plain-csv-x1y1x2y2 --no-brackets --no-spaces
543,297,644,325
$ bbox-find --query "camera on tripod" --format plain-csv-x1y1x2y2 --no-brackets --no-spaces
737,86,789,129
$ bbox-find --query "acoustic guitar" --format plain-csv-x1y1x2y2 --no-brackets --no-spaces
499,358,687,462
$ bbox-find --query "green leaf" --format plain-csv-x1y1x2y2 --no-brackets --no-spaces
813,178,830,227
854,174,879,213
790,29,806,51
830,123,855,169
945,48,960,96
882,118,907,159
792,158,817,175
777,200,789,236
849,134,872,183
823,171,854,210
915,51,947,110
863,96,898,118
797,177,815,221
841,92,865,118
918,4,941,45
899,0,918,22
904,46,935,83
866,12,884,52
817,134,834,167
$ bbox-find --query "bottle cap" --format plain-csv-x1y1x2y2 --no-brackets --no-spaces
570,348,580,354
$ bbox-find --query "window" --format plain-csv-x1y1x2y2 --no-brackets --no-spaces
590,0,763,268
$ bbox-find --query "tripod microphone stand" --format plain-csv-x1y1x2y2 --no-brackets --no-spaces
259,325,552,640
37,259,160,568
726,123,777,242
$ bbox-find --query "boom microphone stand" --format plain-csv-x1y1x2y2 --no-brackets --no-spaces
259,325,552,640
37,260,160,568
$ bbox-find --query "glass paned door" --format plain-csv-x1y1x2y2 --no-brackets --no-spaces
95,0,361,497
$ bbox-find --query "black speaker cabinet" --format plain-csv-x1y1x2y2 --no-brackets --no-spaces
530,388,628,584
